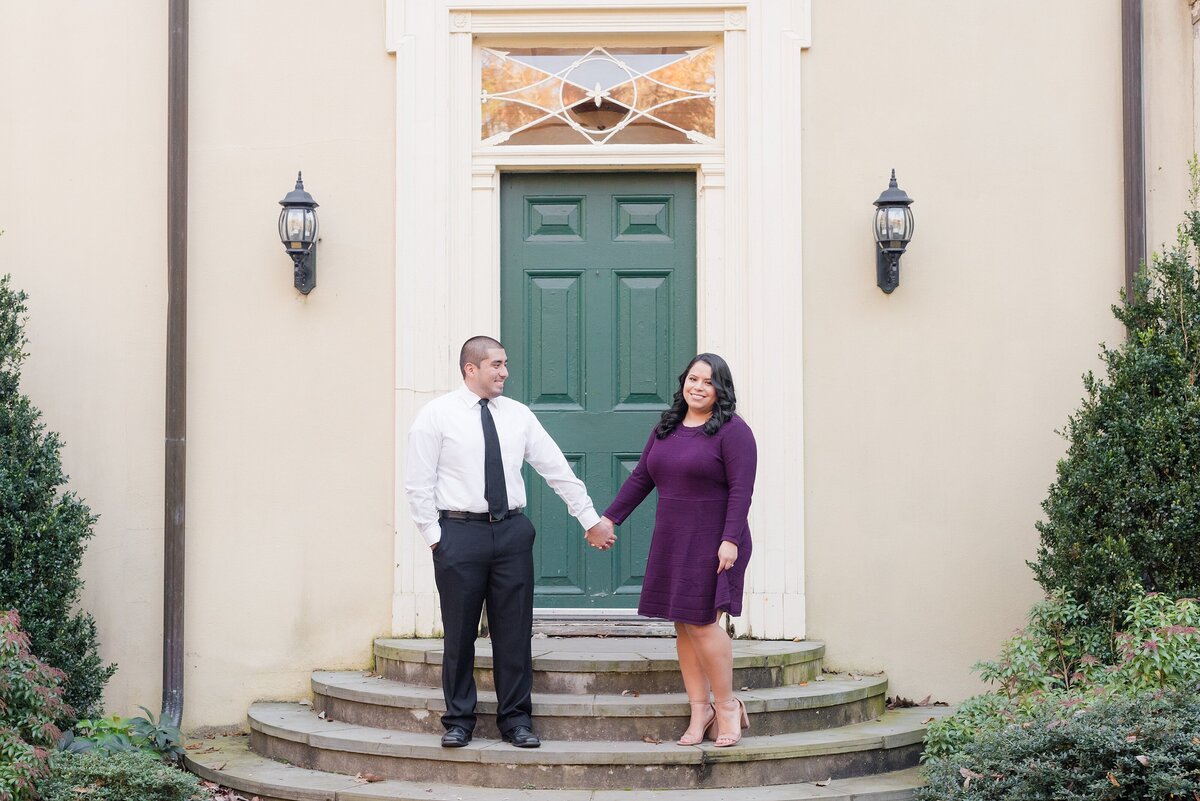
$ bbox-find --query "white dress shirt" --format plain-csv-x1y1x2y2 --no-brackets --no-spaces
405,385,601,546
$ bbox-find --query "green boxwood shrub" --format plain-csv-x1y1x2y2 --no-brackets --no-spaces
918,690,1200,801
1031,175,1200,642
0,274,114,718
0,609,71,801
38,750,209,801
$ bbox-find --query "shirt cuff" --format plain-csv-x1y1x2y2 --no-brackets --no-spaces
577,508,601,531
418,521,442,547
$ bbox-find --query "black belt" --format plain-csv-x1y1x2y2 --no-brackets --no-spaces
439,509,523,523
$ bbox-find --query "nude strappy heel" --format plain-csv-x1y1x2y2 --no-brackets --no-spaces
677,701,715,745
709,697,749,747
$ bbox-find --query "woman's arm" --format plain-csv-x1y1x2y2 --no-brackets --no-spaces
602,429,658,525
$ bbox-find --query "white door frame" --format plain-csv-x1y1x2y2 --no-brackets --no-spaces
388,0,810,639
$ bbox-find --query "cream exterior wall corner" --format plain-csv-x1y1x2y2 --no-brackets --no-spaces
389,0,812,640
1194,1,1200,158
1145,0,1195,251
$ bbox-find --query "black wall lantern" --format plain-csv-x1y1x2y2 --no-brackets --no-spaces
278,172,319,294
872,170,915,294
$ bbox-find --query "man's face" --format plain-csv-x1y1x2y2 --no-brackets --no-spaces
464,348,508,399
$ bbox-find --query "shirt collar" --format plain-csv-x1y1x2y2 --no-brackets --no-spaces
457,384,493,408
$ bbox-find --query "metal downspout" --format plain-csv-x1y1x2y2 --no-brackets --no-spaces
1123,0,1146,299
163,0,188,728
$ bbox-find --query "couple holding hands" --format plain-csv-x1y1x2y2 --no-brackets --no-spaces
405,336,757,751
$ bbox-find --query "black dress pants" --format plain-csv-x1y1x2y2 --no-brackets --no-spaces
432,513,536,735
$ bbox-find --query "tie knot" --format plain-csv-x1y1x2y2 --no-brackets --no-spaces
479,399,489,409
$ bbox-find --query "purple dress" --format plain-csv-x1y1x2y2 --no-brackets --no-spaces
604,415,757,625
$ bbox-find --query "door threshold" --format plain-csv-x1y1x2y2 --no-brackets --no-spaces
532,610,675,638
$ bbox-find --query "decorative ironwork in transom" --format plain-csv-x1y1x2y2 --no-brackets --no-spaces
480,45,717,146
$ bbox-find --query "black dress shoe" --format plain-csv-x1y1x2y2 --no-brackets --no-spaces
502,725,541,748
441,726,472,748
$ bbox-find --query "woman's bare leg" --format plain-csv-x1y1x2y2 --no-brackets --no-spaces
681,619,740,741
675,622,714,743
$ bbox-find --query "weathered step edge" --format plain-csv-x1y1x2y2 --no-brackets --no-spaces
312,670,889,739
188,734,928,801
247,703,950,791
374,638,826,694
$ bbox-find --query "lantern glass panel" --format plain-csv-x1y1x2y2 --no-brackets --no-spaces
874,206,913,248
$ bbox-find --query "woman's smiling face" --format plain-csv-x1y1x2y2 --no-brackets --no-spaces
683,360,716,416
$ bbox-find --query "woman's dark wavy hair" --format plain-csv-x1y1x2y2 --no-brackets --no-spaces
656,353,737,438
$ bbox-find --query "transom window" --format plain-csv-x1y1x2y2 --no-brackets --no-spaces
480,45,718,146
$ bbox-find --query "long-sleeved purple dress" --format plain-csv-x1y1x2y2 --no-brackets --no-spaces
604,415,757,625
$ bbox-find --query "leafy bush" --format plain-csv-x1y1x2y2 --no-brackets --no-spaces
1031,172,1200,640
0,609,71,801
918,690,1200,801
60,707,185,762
38,750,209,801
0,274,114,718
924,591,1200,764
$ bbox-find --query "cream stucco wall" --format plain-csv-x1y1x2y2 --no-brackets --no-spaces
802,0,1194,702
0,0,170,721
1,0,1196,730
0,1,396,728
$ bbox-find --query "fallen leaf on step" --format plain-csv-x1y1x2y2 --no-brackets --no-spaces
798,681,808,686
1136,755,1149,766
642,735,663,744
814,778,832,787
317,710,326,719
791,637,804,642
922,717,935,725
532,632,548,639
919,695,932,705
354,772,385,783
848,673,861,681
185,742,203,750
739,686,750,691
298,699,311,706
1107,772,1120,787
621,689,640,697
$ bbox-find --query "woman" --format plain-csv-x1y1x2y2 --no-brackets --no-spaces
601,353,757,747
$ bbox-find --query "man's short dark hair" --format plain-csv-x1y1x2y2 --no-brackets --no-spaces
460,335,504,377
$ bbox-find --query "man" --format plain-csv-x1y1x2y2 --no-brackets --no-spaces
405,336,616,749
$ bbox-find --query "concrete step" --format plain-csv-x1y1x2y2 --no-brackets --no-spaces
374,637,825,695
247,702,950,791
188,734,928,801
312,670,888,740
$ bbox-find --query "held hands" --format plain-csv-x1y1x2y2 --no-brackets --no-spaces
585,516,617,551
716,541,738,573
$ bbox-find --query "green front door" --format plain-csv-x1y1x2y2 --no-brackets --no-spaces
501,172,697,609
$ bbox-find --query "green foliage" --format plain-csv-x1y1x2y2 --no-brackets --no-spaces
923,591,1200,765
0,609,71,801
38,750,209,801
0,274,114,718
1031,172,1200,638
917,690,1200,801
60,707,185,763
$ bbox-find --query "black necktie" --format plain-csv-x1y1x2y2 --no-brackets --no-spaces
479,399,508,519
